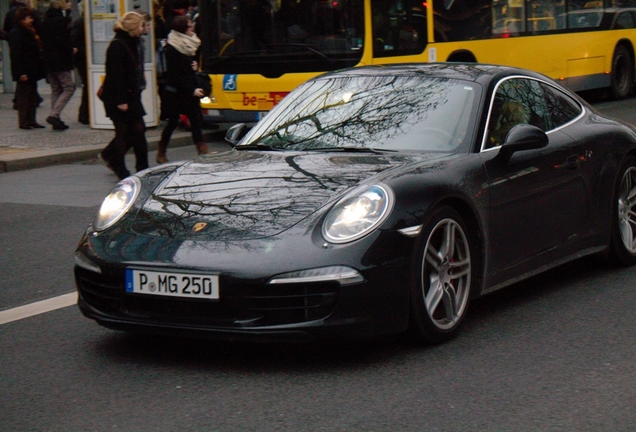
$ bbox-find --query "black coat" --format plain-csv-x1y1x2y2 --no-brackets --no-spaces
7,24,46,83
69,16,86,70
163,43,199,117
40,7,73,72
101,30,146,121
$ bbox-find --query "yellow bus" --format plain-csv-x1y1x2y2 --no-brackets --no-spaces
197,0,636,122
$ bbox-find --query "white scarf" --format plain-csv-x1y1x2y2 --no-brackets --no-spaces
167,30,201,57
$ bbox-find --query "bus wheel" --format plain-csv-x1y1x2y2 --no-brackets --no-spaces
610,45,634,100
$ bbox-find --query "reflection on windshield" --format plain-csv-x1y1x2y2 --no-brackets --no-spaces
241,74,480,153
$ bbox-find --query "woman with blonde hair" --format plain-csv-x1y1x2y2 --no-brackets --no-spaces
99,11,149,180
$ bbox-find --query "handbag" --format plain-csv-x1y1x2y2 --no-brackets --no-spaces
195,72,212,97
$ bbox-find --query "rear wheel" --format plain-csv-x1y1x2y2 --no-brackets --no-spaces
610,44,634,100
610,155,636,265
409,206,474,344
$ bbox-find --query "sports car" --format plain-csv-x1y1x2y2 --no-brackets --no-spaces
75,63,636,344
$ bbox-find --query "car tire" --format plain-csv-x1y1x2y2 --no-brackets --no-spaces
610,44,633,100
409,206,474,344
610,155,636,265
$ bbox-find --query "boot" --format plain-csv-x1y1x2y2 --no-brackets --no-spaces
195,142,208,155
156,140,169,164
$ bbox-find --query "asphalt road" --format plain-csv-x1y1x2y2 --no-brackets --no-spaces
2,110,636,431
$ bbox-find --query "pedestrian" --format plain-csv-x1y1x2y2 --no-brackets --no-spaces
163,0,189,29
7,7,47,130
2,0,44,110
2,0,32,38
70,1,89,124
99,11,149,180
153,0,170,121
40,0,77,131
156,15,207,163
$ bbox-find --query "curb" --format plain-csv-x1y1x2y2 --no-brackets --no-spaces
0,128,229,173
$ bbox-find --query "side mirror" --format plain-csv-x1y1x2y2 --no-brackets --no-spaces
225,123,249,146
498,124,548,162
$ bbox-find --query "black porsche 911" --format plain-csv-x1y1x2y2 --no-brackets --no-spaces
74,63,636,344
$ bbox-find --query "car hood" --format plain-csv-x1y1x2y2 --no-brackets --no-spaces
131,150,436,240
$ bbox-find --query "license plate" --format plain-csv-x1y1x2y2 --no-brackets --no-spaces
125,269,219,299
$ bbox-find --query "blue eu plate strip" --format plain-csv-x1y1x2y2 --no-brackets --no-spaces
125,269,133,292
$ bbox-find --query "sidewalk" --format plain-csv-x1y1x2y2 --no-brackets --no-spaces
0,85,229,172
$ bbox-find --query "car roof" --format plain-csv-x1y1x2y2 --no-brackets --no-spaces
314,62,552,88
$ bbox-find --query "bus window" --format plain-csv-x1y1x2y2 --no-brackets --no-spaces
492,0,524,36
527,0,564,33
202,0,365,75
371,0,428,57
614,11,636,29
491,0,565,36
433,0,491,41
566,1,603,28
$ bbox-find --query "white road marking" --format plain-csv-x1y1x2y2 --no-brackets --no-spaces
0,292,77,325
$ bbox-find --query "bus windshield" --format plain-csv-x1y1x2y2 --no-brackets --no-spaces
200,0,365,77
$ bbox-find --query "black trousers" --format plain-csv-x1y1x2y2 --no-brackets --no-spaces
102,117,149,179
75,64,89,123
161,96,204,146
16,80,38,127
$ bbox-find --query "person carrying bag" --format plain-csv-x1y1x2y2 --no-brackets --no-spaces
99,11,149,180
156,15,208,163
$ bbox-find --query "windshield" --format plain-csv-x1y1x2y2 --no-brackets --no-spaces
240,74,481,153
200,0,365,76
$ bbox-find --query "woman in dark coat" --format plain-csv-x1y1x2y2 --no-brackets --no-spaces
8,7,46,129
156,15,207,163
100,11,148,180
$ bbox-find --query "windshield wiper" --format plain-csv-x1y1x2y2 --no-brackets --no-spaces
235,142,282,151
308,146,397,153
209,50,266,66
266,43,335,63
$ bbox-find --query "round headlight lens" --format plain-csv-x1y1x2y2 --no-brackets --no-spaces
93,177,141,231
323,184,393,244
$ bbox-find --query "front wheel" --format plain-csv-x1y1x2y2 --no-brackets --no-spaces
610,155,636,265
409,206,474,344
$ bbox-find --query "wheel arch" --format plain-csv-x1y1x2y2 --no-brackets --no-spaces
614,38,635,65
446,50,477,63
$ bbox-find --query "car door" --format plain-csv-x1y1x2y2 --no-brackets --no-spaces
480,77,588,277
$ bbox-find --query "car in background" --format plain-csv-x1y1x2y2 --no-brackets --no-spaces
75,63,636,344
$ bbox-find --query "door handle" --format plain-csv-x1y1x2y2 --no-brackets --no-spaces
564,154,581,170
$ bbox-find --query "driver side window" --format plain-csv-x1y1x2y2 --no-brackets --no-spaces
486,78,549,149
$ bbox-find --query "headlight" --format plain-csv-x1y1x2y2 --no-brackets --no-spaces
322,184,393,244
93,177,141,231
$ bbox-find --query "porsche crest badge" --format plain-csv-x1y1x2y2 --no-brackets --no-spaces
193,222,207,232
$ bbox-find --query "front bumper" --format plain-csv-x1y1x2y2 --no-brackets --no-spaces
75,258,411,342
